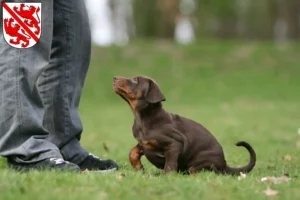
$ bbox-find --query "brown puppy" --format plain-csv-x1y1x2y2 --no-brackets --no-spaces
113,75,256,175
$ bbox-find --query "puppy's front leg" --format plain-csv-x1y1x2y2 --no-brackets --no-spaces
164,142,182,174
129,144,144,171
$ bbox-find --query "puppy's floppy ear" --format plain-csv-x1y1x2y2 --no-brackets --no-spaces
145,80,166,103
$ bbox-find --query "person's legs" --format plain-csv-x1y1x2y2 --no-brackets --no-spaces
0,0,79,172
0,0,64,164
38,0,117,170
37,0,90,165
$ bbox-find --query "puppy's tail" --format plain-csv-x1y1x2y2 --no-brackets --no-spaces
223,141,256,175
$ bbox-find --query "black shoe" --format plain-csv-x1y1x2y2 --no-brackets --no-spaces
7,157,80,172
79,153,118,173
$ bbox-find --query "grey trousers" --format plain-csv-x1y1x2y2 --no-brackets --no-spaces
0,0,90,164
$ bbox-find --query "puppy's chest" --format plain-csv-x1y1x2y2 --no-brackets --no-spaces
132,123,158,150
132,123,147,140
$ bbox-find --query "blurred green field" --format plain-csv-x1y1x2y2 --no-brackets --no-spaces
0,41,300,200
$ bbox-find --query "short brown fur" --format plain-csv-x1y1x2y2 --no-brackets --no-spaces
129,144,144,170
113,75,256,175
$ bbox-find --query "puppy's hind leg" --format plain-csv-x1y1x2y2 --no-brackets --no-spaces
188,162,219,175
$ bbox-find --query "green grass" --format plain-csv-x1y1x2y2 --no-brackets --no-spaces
1,40,300,200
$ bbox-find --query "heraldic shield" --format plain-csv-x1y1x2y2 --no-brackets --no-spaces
2,2,41,48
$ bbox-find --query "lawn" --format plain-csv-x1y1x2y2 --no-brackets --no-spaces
0,40,300,200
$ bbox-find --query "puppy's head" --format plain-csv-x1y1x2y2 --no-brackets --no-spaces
113,75,165,111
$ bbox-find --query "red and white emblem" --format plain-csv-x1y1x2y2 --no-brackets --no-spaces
2,2,41,48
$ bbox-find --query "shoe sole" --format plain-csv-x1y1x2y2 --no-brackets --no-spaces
89,168,117,174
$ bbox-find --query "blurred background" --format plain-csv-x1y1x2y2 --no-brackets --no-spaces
79,0,299,175
0,2,299,199
85,0,300,46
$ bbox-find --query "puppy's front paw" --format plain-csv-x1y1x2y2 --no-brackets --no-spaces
164,166,177,174
133,164,144,171
164,170,177,175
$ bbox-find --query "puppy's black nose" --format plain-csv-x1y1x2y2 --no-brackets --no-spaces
113,76,117,81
